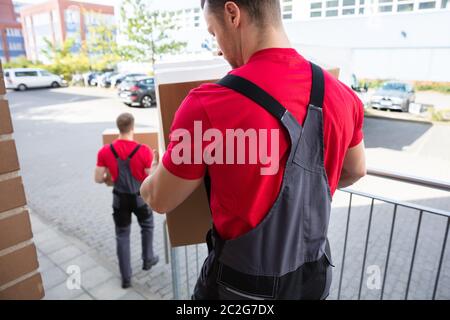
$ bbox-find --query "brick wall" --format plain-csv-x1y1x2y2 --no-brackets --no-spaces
0,61,45,300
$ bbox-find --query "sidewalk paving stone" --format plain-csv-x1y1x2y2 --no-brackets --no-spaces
48,245,84,265
80,265,115,290
43,282,86,300
89,278,129,300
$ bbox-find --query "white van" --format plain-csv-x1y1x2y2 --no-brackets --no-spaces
4,68,66,91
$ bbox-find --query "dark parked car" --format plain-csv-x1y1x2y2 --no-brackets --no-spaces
83,72,102,86
113,73,147,88
118,77,156,108
370,81,415,112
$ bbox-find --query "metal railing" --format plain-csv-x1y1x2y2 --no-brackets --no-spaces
164,168,450,300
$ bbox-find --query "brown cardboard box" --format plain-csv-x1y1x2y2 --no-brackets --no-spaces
158,80,218,247
102,128,159,152
155,58,230,247
328,68,340,79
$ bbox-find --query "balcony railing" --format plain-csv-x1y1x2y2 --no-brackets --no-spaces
163,168,450,300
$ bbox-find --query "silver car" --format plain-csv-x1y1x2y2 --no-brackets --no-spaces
370,81,415,112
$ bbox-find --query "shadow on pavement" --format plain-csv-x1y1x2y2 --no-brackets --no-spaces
363,117,432,151
6,88,104,109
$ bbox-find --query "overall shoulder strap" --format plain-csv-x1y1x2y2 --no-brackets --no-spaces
217,74,286,120
308,63,325,109
110,144,119,159
216,62,325,118
128,144,142,160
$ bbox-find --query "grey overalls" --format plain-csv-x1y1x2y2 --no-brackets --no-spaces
110,144,155,282
193,63,335,300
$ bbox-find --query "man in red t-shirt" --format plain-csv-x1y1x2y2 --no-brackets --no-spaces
95,113,159,289
141,0,366,299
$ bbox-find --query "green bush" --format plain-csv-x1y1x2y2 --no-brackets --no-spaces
415,82,450,94
360,79,450,94
429,107,450,122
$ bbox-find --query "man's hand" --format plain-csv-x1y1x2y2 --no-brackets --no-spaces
95,166,114,186
145,150,160,176
152,149,160,170
104,171,114,187
140,159,203,214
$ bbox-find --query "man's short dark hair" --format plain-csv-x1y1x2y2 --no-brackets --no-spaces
116,113,135,134
201,0,281,26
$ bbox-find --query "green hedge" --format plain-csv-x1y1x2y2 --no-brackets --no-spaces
360,79,450,94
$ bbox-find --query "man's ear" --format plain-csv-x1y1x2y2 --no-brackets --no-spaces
224,1,241,27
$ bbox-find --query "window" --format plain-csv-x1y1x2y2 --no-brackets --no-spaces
343,8,356,14
379,5,393,12
283,13,293,19
326,9,338,16
398,3,414,11
419,1,436,9
5,72,10,77
311,2,322,9
310,11,322,17
326,0,339,8
359,8,365,14
443,0,450,8
15,71,38,77
343,0,356,6
40,71,52,76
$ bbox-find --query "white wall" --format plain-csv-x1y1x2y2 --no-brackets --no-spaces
285,10,450,81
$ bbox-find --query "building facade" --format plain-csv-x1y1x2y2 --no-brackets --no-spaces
281,0,450,82
284,0,450,20
0,0,26,63
19,0,114,63
113,0,449,82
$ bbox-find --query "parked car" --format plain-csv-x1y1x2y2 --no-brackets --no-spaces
350,74,368,93
82,72,102,87
370,81,415,112
118,77,156,108
113,73,147,88
4,68,66,91
97,72,118,88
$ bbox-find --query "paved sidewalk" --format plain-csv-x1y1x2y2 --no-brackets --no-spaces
30,213,162,300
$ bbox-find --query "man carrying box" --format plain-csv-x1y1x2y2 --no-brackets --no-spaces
141,0,366,299
95,113,159,289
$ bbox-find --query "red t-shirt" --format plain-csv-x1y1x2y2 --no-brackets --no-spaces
97,140,153,183
162,48,364,240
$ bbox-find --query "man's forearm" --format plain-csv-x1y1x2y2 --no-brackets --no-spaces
338,169,365,189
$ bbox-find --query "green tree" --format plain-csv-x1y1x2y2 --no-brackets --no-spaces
86,21,121,71
41,37,90,80
3,56,43,69
120,0,187,65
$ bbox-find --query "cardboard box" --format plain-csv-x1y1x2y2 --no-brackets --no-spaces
102,128,160,152
156,58,230,247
